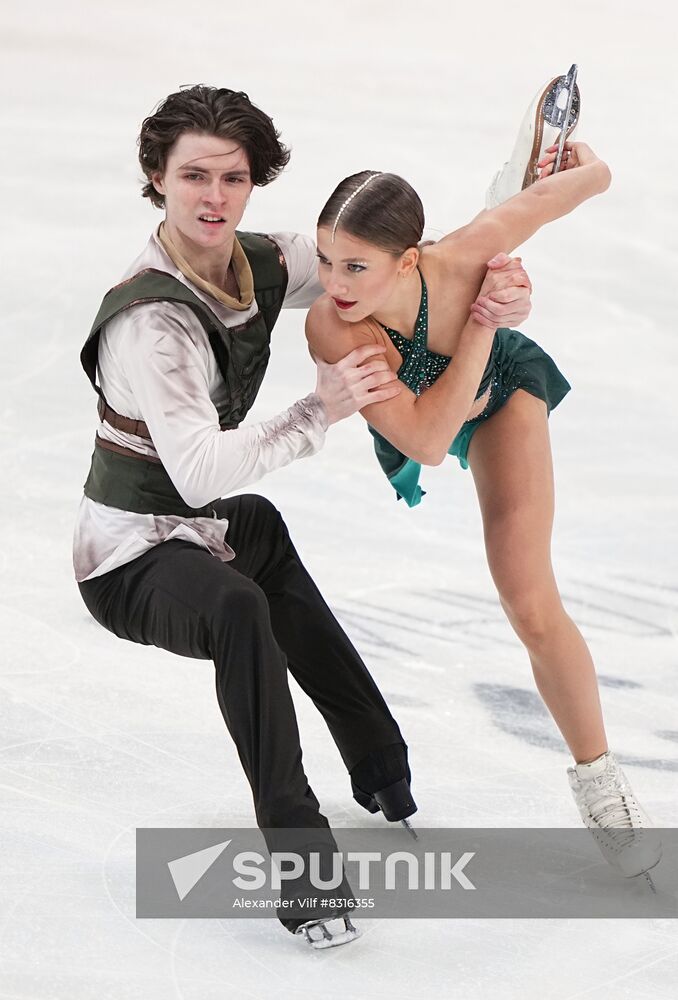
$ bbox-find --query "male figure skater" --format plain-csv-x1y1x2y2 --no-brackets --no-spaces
73,85,532,946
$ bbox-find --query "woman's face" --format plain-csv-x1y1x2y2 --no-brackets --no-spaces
316,227,410,323
151,132,254,254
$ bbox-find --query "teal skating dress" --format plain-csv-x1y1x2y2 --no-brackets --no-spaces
368,270,571,507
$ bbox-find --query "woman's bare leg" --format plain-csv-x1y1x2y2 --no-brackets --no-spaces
466,388,608,763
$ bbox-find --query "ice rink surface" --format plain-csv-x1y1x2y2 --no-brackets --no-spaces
1,0,677,996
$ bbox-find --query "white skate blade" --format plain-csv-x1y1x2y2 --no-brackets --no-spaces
551,64,579,174
642,871,657,893
618,845,663,879
589,828,663,879
485,66,581,208
295,916,361,950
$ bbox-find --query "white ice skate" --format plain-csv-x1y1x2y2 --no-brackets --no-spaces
294,914,361,950
486,64,581,208
567,750,662,890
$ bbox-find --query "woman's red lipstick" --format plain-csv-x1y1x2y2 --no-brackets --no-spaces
333,298,357,311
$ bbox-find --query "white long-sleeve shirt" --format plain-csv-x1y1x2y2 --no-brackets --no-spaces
73,227,326,583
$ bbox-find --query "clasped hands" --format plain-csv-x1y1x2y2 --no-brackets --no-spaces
470,252,532,329
314,252,533,424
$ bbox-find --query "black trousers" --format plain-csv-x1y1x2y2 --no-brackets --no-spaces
78,494,405,839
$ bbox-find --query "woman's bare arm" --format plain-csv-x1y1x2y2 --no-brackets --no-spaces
442,142,611,263
306,288,505,466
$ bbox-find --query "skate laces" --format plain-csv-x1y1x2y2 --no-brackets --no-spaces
583,769,639,832
571,757,661,871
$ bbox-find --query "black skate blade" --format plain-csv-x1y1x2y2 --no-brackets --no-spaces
401,817,418,841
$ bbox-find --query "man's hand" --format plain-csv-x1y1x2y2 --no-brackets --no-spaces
470,252,533,329
314,344,402,426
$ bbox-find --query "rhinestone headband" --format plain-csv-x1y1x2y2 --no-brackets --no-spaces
331,172,382,242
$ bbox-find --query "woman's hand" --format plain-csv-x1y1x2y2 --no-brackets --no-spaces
470,252,533,329
537,140,603,178
313,344,402,425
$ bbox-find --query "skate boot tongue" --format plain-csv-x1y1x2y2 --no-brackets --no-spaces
575,752,633,827
574,751,610,781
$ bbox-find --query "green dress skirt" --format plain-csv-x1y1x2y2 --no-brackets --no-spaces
369,326,571,508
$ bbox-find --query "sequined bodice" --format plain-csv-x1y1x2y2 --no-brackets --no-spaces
378,271,451,397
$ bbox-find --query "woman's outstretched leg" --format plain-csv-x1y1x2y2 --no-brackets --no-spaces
466,388,608,763
466,388,661,878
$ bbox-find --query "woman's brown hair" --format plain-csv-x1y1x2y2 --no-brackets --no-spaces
317,171,425,255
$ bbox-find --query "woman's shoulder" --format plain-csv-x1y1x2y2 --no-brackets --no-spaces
418,238,490,313
307,292,336,325
306,293,388,364
420,226,491,276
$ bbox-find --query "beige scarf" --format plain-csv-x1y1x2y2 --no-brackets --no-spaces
158,222,255,311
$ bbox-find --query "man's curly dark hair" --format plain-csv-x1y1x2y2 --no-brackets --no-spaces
138,85,291,209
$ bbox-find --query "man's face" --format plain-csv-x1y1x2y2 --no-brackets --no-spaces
152,132,254,252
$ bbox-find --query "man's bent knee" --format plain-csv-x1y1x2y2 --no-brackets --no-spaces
219,493,289,542
208,577,271,633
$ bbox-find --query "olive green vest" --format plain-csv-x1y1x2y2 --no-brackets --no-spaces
80,231,288,517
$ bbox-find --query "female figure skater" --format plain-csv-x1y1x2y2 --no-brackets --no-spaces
305,138,662,884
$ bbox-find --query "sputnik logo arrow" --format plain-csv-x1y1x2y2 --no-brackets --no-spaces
167,839,232,901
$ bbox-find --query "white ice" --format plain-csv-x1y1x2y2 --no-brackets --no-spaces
1,1,677,997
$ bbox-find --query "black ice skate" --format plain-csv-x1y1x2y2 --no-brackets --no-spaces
294,914,360,950
278,838,360,947
350,742,418,839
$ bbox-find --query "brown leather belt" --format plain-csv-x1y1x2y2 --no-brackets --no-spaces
94,434,162,464
97,396,152,440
